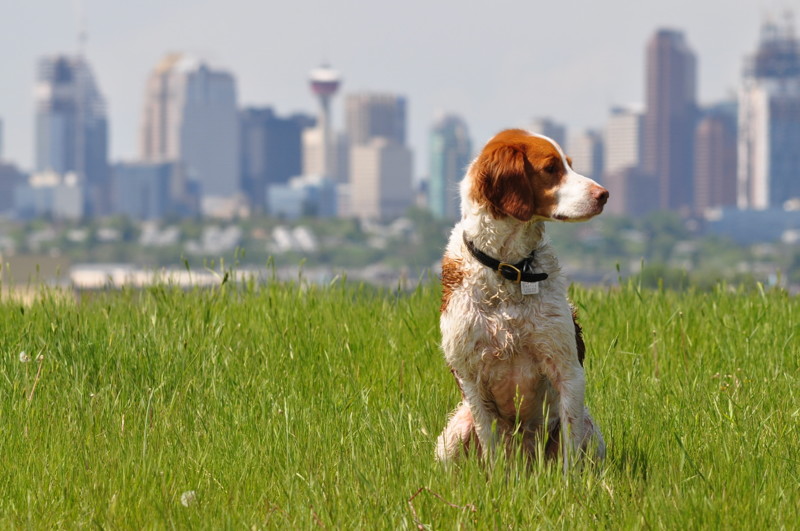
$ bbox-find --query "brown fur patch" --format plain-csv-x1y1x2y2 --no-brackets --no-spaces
572,306,586,367
468,129,568,221
440,255,465,313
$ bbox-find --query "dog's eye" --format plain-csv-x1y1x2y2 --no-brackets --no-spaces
544,160,559,174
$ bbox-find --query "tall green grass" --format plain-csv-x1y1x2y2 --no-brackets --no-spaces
0,278,797,528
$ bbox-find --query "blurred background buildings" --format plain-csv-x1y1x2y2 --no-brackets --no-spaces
0,14,798,243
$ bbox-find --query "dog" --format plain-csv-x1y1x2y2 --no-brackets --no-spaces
436,129,608,467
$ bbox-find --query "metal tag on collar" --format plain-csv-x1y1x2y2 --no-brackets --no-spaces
520,281,539,295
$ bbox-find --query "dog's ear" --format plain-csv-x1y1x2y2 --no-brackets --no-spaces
473,143,536,221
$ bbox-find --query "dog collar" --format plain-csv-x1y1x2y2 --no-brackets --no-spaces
462,232,548,284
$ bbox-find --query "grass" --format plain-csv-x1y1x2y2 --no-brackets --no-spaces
0,276,798,528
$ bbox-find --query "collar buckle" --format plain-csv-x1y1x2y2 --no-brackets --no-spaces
497,262,522,282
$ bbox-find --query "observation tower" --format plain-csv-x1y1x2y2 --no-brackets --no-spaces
308,64,341,178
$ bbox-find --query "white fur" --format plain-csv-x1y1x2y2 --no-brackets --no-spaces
530,131,606,222
437,132,606,466
553,169,606,221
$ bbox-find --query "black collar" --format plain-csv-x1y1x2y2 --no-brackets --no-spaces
463,232,548,284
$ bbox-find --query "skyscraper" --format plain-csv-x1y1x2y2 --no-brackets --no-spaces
428,114,471,220
140,53,239,211
604,105,644,177
694,103,738,212
345,92,413,220
350,138,413,220
642,29,698,212
240,107,314,211
345,93,406,146
603,105,657,216
737,17,800,209
34,55,109,215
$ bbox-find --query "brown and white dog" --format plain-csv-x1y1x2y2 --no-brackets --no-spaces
436,129,608,467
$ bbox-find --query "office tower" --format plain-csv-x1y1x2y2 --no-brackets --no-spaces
140,53,239,210
603,105,658,216
345,92,413,220
604,105,644,176
34,55,109,215
350,138,413,220
303,129,348,181
302,65,342,181
428,114,471,220
345,93,406,145
694,103,738,212
529,117,566,147
568,129,604,183
642,29,698,211
738,17,800,209
240,107,314,211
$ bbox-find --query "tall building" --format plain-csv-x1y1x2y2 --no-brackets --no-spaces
240,107,314,211
140,53,239,211
738,17,800,209
345,92,413,220
428,114,471,220
604,105,644,176
642,29,698,211
345,93,406,145
529,117,566,147
602,105,658,216
302,128,348,183
350,138,413,220
568,129,604,183
694,102,738,212
34,55,109,215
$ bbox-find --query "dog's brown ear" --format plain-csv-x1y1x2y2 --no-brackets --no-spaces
473,143,536,221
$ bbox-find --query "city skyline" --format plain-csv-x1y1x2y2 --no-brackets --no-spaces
0,0,783,175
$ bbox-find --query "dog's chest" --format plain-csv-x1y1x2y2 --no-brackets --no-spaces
481,353,559,425
445,282,573,370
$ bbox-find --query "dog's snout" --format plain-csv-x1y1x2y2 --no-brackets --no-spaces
591,186,609,205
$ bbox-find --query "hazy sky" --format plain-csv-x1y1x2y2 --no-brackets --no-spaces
0,0,789,175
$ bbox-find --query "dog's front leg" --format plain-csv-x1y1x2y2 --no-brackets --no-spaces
545,360,586,470
459,379,500,458
436,402,475,461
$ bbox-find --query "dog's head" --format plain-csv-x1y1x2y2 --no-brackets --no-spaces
463,129,608,222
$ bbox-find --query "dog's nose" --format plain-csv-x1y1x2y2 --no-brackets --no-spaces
592,186,609,205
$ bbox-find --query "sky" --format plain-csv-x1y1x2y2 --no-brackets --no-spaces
0,0,790,176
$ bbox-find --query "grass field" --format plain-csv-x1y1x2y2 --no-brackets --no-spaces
0,275,798,528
